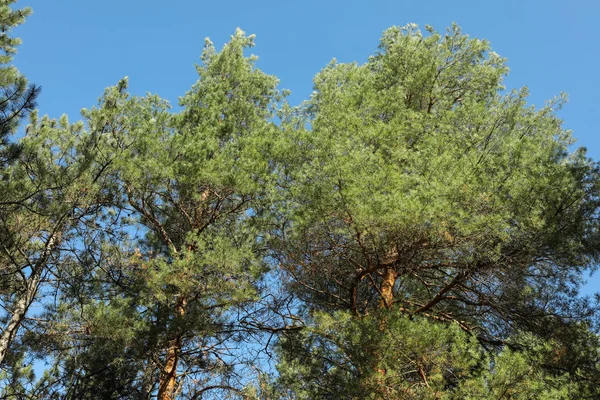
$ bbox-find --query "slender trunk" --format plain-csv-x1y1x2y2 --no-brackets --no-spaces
0,228,61,366
378,268,398,309
0,271,41,365
157,296,187,400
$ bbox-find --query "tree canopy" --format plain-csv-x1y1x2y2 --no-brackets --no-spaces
1,6,599,400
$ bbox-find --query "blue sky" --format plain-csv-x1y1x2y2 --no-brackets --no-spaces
12,0,600,293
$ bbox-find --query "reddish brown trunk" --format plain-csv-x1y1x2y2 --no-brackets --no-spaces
158,338,180,400
157,296,187,400
375,268,398,389
379,268,398,309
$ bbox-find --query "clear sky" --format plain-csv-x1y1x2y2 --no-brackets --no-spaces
12,0,600,293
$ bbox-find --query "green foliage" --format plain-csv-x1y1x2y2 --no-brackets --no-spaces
275,21,600,339
1,10,599,399
0,0,40,165
276,310,584,399
273,23,600,398
0,109,117,396
31,29,283,398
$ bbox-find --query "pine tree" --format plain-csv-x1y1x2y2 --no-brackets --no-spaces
3,17,599,399
0,1,113,374
0,111,115,369
0,0,40,167
0,0,46,369
39,30,283,399
272,23,600,398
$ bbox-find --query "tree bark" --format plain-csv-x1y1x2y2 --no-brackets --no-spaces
157,296,187,400
378,268,398,309
0,270,41,365
374,268,398,395
0,230,58,366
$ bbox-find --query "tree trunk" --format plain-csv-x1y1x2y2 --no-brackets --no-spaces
157,296,187,400
378,268,398,309
0,271,41,365
0,232,59,366
375,268,399,393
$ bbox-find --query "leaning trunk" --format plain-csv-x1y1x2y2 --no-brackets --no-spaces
0,271,41,365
